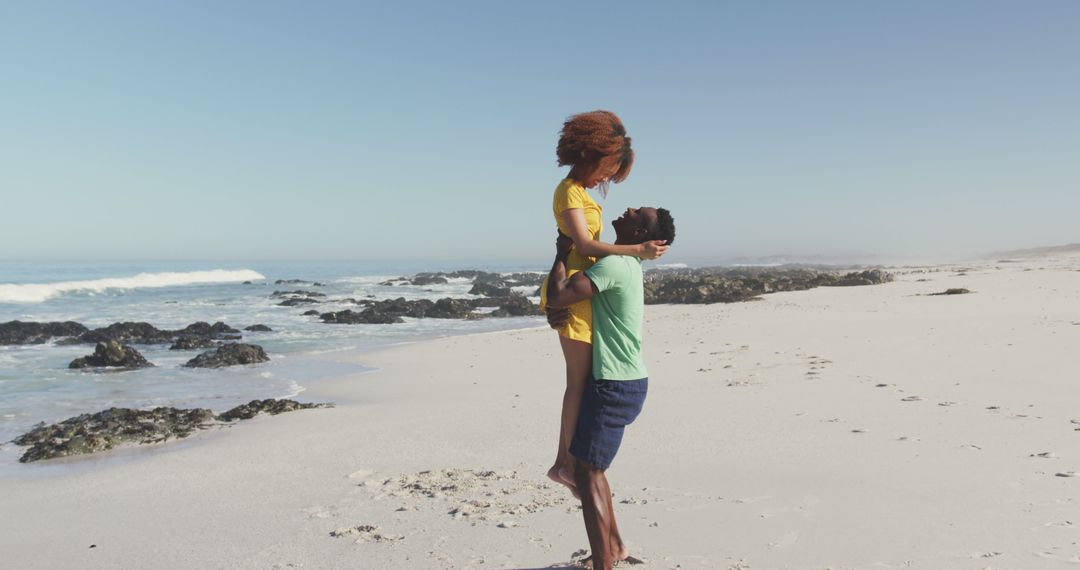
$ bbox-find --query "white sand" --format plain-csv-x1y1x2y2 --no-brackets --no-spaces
2,256,1079,569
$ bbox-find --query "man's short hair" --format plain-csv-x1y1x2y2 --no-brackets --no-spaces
650,208,675,245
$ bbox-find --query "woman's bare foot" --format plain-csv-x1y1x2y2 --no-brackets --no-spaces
558,466,581,500
547,465,581,499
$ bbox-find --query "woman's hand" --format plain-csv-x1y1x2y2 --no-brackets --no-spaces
638,240,669,260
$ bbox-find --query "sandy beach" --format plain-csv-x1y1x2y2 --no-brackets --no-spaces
2,255,1078,569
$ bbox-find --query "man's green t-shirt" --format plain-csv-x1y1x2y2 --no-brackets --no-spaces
584,255,647,381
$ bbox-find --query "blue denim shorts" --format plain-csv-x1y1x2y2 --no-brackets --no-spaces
569,376,648,470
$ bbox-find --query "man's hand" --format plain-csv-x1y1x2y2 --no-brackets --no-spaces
545,306,571,330
556,232,574,259
639,240,669,260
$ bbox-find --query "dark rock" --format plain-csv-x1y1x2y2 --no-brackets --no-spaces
490,292,543,317
183,343,269,368
68,322,175,345
412,275,449,286
313,282,326,287
302,310,320,316
169,337,217,350
242,281,252,285
175,321,241,338
275,279,311,285
69,341,154,369
930,288,972,296
278,297,320,306
378,277,410,286
426,298,476,319
0,321,88,345
13,406,216,463
643,267,894,305
320,309,404,324
829,269,893,287
217,399,331,422
469,282,514,297
244,324,272,332
270,290,326,298
12,399,332,463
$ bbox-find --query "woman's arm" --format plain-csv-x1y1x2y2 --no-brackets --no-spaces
560,209,668,259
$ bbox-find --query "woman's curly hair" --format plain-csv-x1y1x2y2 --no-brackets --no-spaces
556,110,634,185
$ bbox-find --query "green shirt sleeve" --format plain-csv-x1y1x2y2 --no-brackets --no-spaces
585,256,627,293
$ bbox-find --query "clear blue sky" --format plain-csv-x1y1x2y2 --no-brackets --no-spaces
2,1,1078,264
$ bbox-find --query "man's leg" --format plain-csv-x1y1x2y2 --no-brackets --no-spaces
574,458,628,569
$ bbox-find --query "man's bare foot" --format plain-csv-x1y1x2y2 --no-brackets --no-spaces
577,549,640,568
547,465,581,499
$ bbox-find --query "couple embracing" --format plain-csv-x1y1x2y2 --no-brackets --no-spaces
540,110,676,570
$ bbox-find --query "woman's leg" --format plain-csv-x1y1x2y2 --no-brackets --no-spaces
547,335,591,490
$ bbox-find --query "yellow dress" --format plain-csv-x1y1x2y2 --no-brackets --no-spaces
539,178,602,343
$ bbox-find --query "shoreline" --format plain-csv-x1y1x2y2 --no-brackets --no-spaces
0,319,549,474
1,256,1078,567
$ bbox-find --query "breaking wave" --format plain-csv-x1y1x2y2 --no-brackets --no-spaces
0,269,265,303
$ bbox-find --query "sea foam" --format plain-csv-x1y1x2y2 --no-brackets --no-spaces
0,269,265,303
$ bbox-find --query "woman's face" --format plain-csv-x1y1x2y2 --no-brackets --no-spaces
581,160,621,189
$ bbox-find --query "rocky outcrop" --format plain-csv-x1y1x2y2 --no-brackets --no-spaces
183,343,269,368
829,269,893,287
14,407,216,463
412,275,449,286
169,337,217,350
929,288,972,296
278,297,320,306
320,308,404,324
57,320,242,346
490,292,543,317
319,296,486,323
13,399,332,463
244,324,273,332
217,399,331,421
69,341,154,369
270,290,326,298
469,282,513,297
426,298,476,319
302,310,321,316
65,322,176,345
0,321,89,345
175,321,240,338
643,267,893,305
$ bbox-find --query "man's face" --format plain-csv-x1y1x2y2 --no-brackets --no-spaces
612,207,659,243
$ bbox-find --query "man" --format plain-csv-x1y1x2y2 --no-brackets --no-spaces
545,206,676,570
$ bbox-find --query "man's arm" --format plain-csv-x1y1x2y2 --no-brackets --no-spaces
546,234,599,309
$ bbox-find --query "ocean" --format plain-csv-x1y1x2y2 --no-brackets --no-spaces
0,261,548,464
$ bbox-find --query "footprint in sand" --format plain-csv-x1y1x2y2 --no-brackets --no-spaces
1036,550,1080,562
768,531,800,549
1030,452,1057,459
347,469,374,480
330,524,404,544
1054,471,1076,478
901,396,925,402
